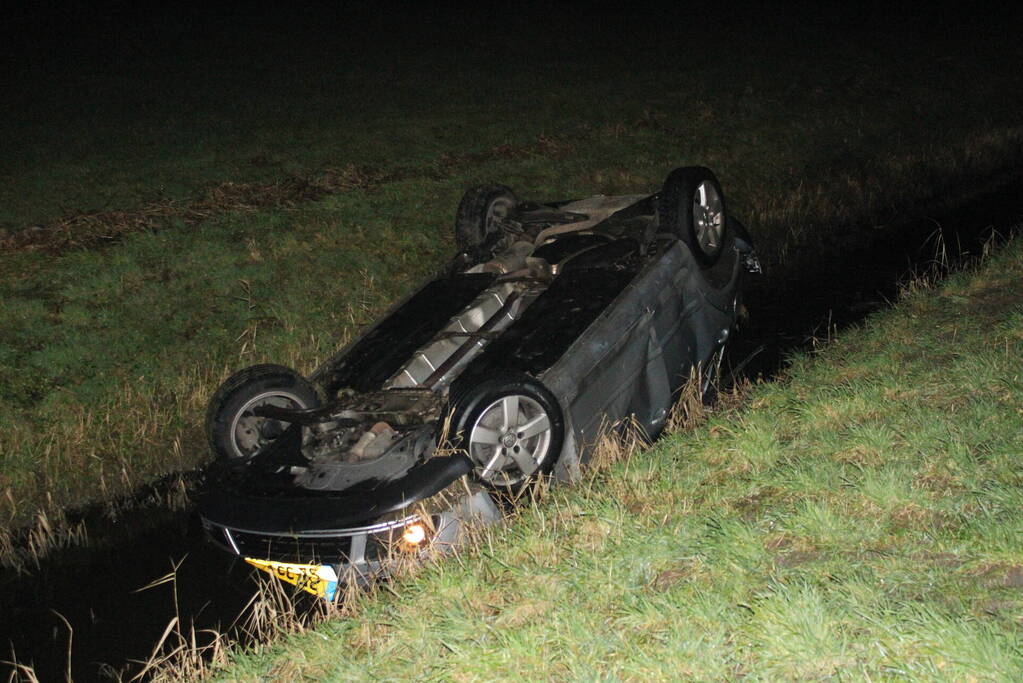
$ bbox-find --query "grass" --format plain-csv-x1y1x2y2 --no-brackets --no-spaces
2,7,1023,545
208,231,1023,681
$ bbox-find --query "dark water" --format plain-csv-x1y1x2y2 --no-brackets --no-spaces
728,183,1022,384
1,180,1020,681
0,503,260,681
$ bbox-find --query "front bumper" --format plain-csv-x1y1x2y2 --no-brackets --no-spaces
202,489,503,594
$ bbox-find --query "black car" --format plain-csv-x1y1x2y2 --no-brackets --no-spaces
197,166,759,599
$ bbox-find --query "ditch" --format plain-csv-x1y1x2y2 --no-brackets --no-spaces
1,178,1020,682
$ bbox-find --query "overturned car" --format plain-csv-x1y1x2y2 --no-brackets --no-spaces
197,167,759,598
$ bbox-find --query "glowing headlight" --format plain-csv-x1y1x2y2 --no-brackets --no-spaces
402,522,427,546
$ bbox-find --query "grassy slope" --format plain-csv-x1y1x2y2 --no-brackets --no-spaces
3,9,1023,526
218,235,1023,681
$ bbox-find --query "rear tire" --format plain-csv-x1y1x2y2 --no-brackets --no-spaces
205,364,320,461
658,166,728,266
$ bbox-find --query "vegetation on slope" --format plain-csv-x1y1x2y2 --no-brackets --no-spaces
217,234,1023,681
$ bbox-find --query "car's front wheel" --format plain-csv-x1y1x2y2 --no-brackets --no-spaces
450,374,564,490
454,184,518,253
205,364,320,461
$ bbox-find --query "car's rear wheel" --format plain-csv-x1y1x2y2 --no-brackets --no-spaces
205,364,320,461
450,374,564,490
658,166,728,266
454,185,518,253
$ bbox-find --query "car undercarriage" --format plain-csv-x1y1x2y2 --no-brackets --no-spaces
198,167,759,591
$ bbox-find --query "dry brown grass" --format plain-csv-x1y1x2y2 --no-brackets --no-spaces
747,125,1023,269
0,660,42,683
127,561,231,682
0,365,214,567
125,553,377,682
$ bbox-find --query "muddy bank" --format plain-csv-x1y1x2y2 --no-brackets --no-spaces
1,179,1020,681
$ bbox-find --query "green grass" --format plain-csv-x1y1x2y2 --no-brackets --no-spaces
213,233,1023,681
5,9,1023,231
3,10,1023,533
0,187,453,525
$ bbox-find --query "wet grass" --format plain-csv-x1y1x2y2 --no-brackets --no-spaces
2,7,1023,546
212,232,1023,681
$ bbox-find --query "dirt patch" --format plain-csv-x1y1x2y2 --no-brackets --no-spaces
623,498,656,516
910,551,964,568
0,176,330,254
979,599,1020,617
764,535,824,568
729,487,781,521
436,134,568,168
650,562,696,592
979,564,1023,589
830,445,886,467
0,135,572,256
764,535,796,552
912,470,956,491
888,504,954,533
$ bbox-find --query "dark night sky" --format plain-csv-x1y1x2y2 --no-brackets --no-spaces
4,2,1021,104
8,2,1018,78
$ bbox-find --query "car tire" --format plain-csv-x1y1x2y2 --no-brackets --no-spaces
449,373,564,491
454,185,518,253
205,364,320,461
658,166,729,266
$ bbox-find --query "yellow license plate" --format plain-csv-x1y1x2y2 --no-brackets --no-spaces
245,558,339,600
